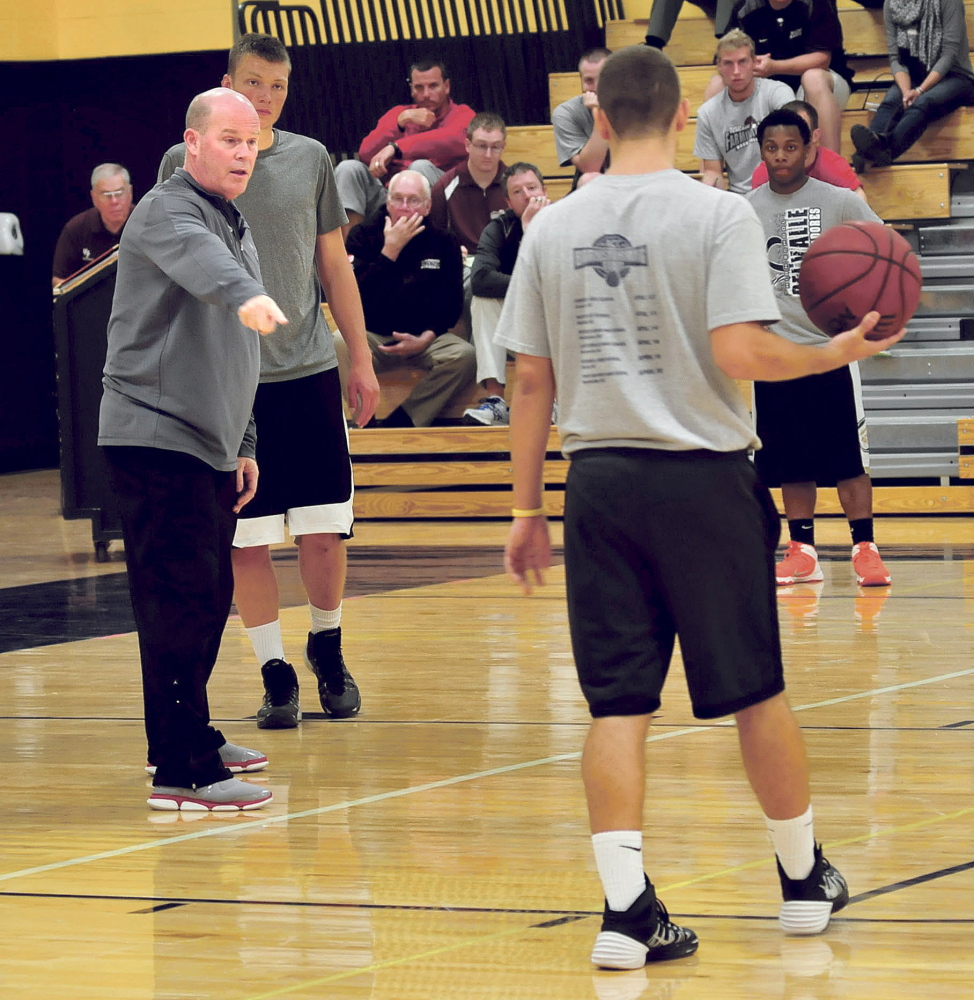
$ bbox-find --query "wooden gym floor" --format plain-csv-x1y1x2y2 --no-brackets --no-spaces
1,468,973,999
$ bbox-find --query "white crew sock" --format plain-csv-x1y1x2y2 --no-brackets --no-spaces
246,619,286,666
766,805,816,880
592,831,646,912
310,602,341,634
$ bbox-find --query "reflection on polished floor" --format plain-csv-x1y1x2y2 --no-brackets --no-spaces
1,469,973,999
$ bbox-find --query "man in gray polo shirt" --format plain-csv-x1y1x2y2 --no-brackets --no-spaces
100,88,286,812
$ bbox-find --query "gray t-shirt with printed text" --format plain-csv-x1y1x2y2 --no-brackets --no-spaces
694,78,795,194
747,177,882,345
159,129,347,382
494,170,781,456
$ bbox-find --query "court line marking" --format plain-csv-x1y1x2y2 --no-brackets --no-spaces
2,664,973,888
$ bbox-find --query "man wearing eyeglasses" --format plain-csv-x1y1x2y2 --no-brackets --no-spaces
52,163,134,286
429,113,508,255
344,170,475,428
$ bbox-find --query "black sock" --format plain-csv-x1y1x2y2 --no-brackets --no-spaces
644,34,666,48
849,518,874,545
788,519,815,546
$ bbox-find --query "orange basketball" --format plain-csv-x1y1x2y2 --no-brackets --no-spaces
798,221,922,340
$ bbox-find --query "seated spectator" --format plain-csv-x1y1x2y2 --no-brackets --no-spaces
463,163,551,427
695,30,794,193
430,112,509,254
52,163,133,286
850,0,974,172
752,98,866,199
723,0,853,152
430,111,509,341
344,171,475,427
334,60,475,239
552,48,612,186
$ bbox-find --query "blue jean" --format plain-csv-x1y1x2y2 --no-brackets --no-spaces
870,72,974,159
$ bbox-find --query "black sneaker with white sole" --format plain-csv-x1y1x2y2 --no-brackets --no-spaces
591,878,699,970
304,628,361,718
256,658,301,729
777,844,849,935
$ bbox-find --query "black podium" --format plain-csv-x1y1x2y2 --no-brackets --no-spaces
52,252,122,561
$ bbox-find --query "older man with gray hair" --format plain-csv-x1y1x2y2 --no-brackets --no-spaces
100,88,286,812
342,170,474,427
52,162,134,286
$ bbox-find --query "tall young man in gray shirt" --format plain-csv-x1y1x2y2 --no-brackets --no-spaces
499,46,903,970
101,89,287,811
159,34,379,730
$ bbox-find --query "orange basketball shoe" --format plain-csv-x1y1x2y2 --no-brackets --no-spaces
851,542,891,586
776,541,824,586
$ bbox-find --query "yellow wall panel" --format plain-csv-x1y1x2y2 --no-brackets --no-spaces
0,1,60,61
0,0,231,62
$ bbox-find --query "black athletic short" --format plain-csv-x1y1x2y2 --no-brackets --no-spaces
754,366,866,488
238,367,352,520
563,447,785,721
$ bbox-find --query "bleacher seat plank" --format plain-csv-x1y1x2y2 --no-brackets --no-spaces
504,125,573,177
349,426,560,454
352,490,565,519
509,121,963,220
548,72,579,115
770,486,974,514
858,163,954,220
353,458,568,487
958,418,974,477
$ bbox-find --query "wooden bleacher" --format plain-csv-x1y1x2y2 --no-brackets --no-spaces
606,1,974,63
503,118,966,222
350,2,974,519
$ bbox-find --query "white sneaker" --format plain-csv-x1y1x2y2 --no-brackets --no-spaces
462,395,509,426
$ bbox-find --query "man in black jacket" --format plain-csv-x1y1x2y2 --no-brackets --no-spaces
346,170,474,427
463,163,550,426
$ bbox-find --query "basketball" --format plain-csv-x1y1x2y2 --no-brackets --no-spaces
798,221,922,340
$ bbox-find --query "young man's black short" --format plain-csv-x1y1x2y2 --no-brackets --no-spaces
563,447,785,721
754,366,865,488
238,367,352,520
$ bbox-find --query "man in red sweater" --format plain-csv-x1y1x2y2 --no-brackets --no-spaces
335,60,475,239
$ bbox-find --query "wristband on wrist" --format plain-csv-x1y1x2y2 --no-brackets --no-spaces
512,507,546,518
390,142,402,158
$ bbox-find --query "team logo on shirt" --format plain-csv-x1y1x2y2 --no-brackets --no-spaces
765,207,822,296
420,257,441,270
82,248,93,261
573,234,648,287
726,116,759,153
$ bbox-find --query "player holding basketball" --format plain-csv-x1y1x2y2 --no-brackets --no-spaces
499,47,904,970
748,108,893,587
